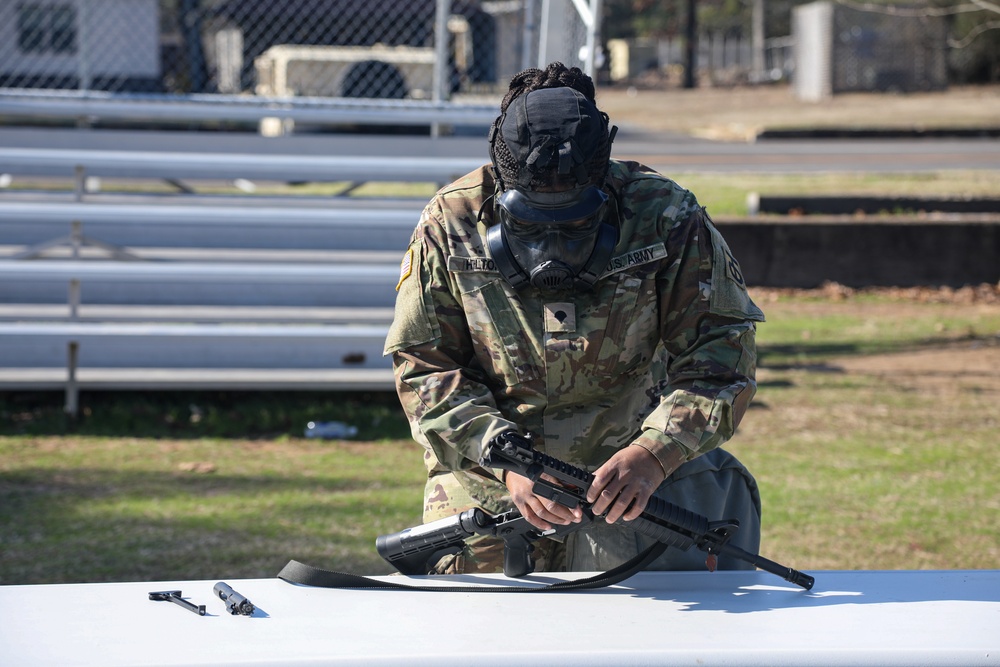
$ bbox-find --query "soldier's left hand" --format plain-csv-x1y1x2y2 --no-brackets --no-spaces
587,445,666,524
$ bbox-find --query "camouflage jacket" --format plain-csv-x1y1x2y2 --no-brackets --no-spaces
384,160,764,488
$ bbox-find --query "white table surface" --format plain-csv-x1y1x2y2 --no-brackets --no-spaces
1,569,997,667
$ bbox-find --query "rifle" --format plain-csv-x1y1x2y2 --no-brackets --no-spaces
377,431,815,590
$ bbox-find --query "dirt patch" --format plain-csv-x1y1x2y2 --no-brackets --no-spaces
752,282,1000,305
832,338,1000,394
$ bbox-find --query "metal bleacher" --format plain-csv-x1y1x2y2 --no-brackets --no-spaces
0,107,491,409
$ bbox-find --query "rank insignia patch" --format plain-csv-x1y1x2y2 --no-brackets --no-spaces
723,245,746,287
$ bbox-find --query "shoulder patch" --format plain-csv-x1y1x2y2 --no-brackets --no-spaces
384,241,439,355
706,222,765,322
395,248,414,291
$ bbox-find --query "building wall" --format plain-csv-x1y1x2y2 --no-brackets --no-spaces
0,0,159,88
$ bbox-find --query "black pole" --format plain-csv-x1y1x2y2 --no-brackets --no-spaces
683,0,697,89
180,0,207,93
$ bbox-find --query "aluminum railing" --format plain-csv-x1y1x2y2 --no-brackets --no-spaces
0,260,401,307
0,200,421,251
0,321,392,371
0,147,485,184
0,91,497,128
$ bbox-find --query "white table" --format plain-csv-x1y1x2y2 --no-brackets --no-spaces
1,570,997,666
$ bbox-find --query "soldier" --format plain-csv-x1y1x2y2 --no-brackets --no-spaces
384,62,766,574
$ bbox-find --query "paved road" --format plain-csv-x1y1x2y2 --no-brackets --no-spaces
615,131,1000,173
2,126,998,174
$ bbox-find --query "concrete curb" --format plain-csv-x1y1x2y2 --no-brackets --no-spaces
748,195,1000,216
756,127,1000,140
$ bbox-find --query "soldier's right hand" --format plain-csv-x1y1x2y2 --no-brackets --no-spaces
505,471,584,531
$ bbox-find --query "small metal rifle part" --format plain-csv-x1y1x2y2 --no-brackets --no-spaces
148,590,206,616
214,582,256,616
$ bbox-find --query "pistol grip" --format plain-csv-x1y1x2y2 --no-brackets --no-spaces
502,538,534,578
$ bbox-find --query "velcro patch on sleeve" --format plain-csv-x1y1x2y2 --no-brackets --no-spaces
707,223,765,322
395,248,414,291
384,242,439,354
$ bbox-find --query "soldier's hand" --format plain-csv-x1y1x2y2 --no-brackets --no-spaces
505,472,583,531
587,445,666,524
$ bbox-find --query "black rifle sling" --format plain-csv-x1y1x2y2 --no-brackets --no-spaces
278,542,667,593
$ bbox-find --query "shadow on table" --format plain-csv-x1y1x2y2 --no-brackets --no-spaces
432,569,997,614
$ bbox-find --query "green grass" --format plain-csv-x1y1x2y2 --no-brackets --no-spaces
673,171,1000,217
728,369,999,571
726,292,1000,571
752,290,1000,366
0,436,425,584
1,293,998,584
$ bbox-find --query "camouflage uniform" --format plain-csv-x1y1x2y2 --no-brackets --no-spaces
384,159,765,574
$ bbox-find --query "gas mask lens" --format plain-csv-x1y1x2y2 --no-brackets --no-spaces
497,186,609,238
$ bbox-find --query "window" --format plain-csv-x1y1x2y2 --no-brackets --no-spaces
50,5,76,53
17,3,77,54
17,5,46,52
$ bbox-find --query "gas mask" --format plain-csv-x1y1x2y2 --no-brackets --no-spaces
486,185,618,292
485,86,619,292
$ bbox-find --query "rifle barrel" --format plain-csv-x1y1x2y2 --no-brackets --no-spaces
721,543,815,590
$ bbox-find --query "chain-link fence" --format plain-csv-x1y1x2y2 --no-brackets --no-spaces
0,0,600,100
793,0,948,100
831,3,947,93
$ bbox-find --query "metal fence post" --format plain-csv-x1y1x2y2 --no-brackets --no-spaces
65,341,79,419
432,0,451,138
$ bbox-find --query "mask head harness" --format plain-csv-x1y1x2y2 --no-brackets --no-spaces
486,87,619,292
